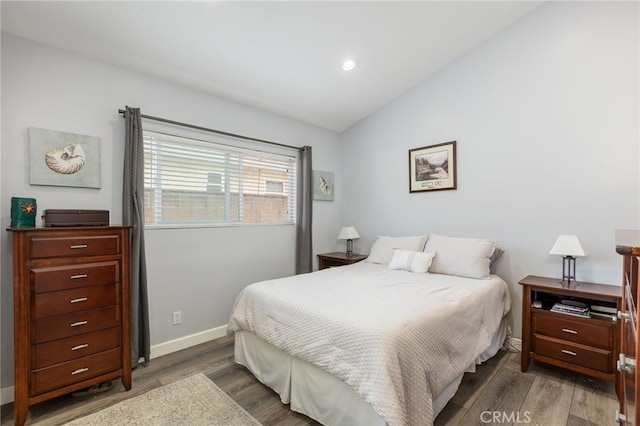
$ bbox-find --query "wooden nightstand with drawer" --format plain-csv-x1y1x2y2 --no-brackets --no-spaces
8,226,132,426
520,275,621,395
317,252,367,270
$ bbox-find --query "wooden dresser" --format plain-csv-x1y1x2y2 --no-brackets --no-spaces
616,229,640,424
8,226,132,426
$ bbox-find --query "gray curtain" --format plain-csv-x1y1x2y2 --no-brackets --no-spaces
295,146,313,274
123,106,151,366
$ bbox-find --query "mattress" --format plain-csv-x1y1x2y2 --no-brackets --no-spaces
228,262,511,425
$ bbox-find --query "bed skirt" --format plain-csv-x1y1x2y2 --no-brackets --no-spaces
233,317,508,425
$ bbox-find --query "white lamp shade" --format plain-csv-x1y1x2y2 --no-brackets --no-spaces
338,226,360,240
549,235,587,257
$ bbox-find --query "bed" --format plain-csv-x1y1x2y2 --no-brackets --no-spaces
227,234,511,426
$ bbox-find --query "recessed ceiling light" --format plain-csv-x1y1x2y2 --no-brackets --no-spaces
342,58,359,71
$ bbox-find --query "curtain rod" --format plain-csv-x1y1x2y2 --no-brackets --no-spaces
118,108,301,151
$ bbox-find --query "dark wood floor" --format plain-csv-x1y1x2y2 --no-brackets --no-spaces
1,335,619,425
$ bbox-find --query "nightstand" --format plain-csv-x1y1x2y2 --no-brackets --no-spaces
317,252,367,270
519,275,621,392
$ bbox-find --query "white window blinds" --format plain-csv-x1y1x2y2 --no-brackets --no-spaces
143,131,297,228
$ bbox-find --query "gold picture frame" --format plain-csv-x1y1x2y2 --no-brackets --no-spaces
409,141,456,193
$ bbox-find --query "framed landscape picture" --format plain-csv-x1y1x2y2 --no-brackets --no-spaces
409,141,456,193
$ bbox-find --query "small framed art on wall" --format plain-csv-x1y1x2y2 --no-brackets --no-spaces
313,170,334,201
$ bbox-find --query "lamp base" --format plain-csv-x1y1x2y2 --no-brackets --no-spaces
560,255,578,285
346,239,353,255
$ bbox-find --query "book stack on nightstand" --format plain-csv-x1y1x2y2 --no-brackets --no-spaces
590,302,617,320
550,300,590,318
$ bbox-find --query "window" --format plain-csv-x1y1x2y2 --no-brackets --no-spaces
265,180,284,193
144,131,297,228
207,172,222,193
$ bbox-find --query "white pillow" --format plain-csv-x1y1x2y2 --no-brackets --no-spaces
424,234,496,279
388,249,435,273
366,235,428,265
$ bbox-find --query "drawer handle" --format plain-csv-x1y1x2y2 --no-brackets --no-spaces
616,410,628,423
71,367,89,376
70,244,88,249
618,353,636,372
71,344,89,351
70,321,88,327
561,328,578,334
561,349,577,356
70,274,88,280
70,297,88,304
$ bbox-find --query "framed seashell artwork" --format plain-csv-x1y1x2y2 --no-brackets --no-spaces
29,127,101,188
313,170,334,201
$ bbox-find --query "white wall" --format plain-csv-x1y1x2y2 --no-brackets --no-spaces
341,2,639,338
0,33,342,393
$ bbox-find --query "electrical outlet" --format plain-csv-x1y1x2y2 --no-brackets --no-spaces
173,311,182,325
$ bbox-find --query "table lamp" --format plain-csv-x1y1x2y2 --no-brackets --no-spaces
338,226,360,255
549,234,587,284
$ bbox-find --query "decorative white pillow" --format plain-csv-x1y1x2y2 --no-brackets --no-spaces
366,235,428,265
424,234,496,279
388,249,435,273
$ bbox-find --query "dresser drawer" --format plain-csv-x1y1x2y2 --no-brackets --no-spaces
532,334,612,373
30,348,121,395
33,284,117,318
30,235,120,259
33,306,119,343
532,312,613,349
31,262,119,293
32,327,120,369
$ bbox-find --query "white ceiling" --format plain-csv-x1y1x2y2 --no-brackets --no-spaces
1,1,542,132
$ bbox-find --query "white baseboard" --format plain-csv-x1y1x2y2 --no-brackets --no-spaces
1,385,14,406
150,324,228,359
504,336,522,352
0,325,228,405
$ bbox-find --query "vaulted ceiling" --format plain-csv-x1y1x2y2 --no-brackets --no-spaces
1,1,542,132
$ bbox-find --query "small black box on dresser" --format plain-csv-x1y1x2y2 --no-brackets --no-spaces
42,209,109,227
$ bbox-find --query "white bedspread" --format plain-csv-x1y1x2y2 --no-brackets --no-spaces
227,262,511,426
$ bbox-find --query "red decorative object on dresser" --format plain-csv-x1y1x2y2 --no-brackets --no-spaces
7,226,132,426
